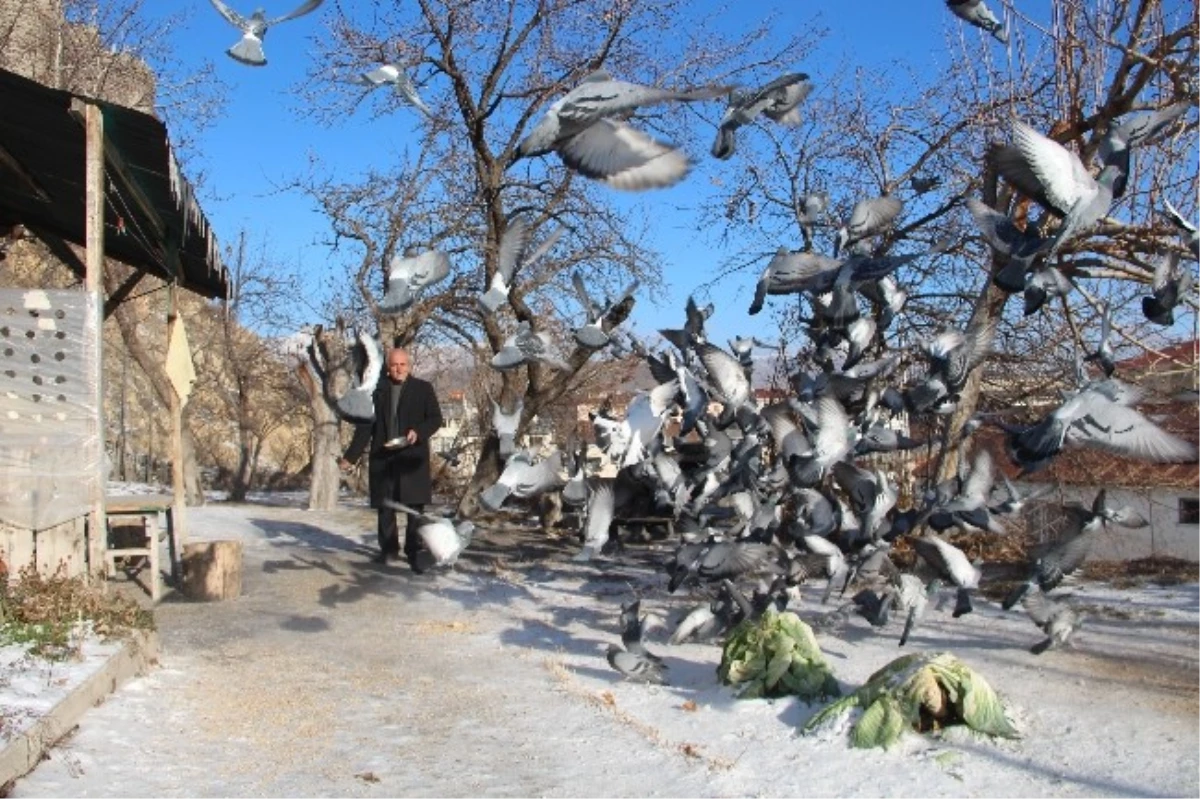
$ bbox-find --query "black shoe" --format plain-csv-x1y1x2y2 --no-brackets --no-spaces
410,550,436,574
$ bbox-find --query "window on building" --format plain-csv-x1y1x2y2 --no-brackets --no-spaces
1179,498,1199,524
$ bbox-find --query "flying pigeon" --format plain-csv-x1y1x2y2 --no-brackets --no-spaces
991,121,1122,257
515,70,728,191
1004,378,1199,472
491,321,570,371
910,174,942,195
1098,101,1191,197
492,397,523,460
946,0,1008,43
1162,198,1199,259
478,448,564,511
1001,493,1111,609
379,249,451,314
1023,263,1072,316
1022,589,1083,655
382,501,475,568
571,271,639,349
1142,251,1194,326
834,195,903,257
912,533,981,618
353,64,433,118
208,0,324,66
795,191,830,250
989,475,1056,516
710,72,813,159
575,480,616,562
965,197,1051,293
1083,301,1115,378
334,331,382,423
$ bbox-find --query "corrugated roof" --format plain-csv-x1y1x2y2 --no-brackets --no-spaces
0,67,227,299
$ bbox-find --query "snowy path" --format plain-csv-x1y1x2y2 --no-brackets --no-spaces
9,501,1199,797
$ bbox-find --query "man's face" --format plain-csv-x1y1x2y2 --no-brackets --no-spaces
386,351,411,382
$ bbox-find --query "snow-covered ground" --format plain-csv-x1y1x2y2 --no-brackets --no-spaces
3,489,1198,797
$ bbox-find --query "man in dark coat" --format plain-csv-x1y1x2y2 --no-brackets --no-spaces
339,346,444,571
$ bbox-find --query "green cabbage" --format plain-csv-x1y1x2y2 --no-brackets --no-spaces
802,652,1020,749
717,609,841,700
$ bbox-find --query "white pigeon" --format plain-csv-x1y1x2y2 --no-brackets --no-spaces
208,0,323,66
334,331,382,423
478,448,564,511
912,533,981,618
378,249,451,314
353,64,432,118
382,501,475,568
515,70,728,191
491,397,523,460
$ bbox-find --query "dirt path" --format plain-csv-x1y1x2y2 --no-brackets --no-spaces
9,503,733,797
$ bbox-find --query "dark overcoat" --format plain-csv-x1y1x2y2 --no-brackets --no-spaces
343,376,443,507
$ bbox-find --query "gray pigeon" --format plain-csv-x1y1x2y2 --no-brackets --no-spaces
382,501,475,568
992,121,1122,256
379,249,451,314
989,475,1056,516
516,71,728,191
1142,251,1194,326
1022,588,1083,655
334,331,382,423
965,197,1051,292
354,64,432,118
946,0,1008,43
1098,101,1191,197
478,448,564,511
208,0,323,66
478,217,563,317
491,321,570,371
1023,263,1072,316
1005,378,1198,473
912,533,980,618
1162,198,1199,259
1083,301,1115,378
606,644,667,684
796,191,830,250
711,72,813,159
619,599,663,663
571,271,639,349
834,195,903,257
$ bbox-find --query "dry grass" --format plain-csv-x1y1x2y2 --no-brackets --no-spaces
0,564,153,659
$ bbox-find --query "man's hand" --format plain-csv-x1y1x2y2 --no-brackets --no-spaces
338,457,353,472
405,429,418,445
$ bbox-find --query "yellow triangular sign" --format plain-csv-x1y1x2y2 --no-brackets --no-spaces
165,316,196,405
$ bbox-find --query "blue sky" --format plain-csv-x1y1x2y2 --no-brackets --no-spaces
150,1,1020,343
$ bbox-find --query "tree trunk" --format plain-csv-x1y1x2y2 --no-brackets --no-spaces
297,359,342,511
103,264,205,505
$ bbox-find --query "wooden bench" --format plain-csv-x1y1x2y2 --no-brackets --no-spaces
104,494,179,602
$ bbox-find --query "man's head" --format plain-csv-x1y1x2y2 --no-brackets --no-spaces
386,348,411,383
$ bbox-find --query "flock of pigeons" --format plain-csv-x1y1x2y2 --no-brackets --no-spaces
219,2,1198,681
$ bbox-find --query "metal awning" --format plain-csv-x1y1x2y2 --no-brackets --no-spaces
0,67,227,300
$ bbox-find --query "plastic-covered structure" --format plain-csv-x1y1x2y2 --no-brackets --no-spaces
0,287,100,532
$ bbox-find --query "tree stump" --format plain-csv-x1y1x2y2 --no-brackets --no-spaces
180,540,243,601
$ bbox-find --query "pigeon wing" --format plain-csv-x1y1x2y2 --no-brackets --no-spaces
1011,121,1093,215
268,0,325,25
208,0,248,28
557,119,690,191
1064,397,1199,462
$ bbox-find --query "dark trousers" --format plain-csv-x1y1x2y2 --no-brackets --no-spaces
378,504,424,562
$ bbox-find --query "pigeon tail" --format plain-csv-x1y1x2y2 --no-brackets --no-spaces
335,391,374,424
479,483,512,512
227,36,267,66
952,587,974,618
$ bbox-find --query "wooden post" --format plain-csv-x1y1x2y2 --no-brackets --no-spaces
83,100,107,580
168,283,187,548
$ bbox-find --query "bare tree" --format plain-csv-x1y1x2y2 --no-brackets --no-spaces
291,0,822,515
694,0,1196,483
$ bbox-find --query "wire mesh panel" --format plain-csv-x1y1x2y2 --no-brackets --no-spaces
0,288,100,530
